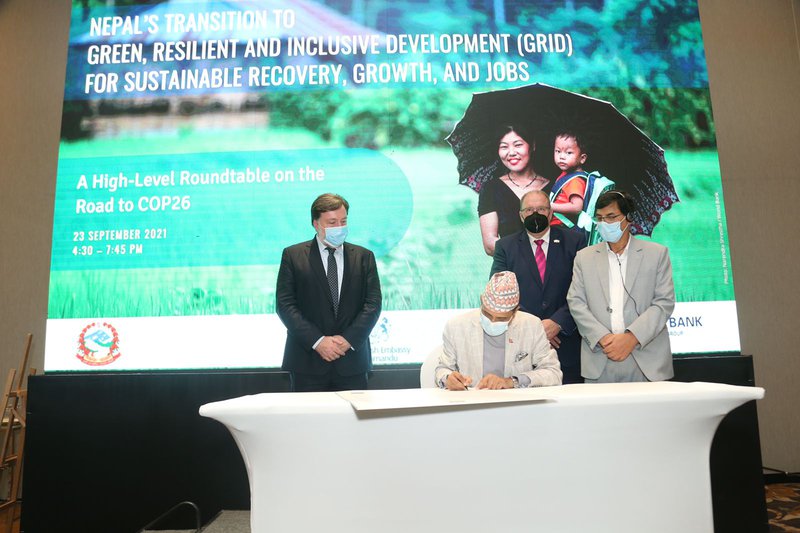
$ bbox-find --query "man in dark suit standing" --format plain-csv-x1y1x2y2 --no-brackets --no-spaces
276,193,382,392
491,190,587,383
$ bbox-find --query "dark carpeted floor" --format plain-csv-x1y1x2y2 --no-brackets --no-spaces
767,483,800,532
149,485,800,532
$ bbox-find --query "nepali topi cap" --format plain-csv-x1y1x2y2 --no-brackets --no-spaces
481,271,519,313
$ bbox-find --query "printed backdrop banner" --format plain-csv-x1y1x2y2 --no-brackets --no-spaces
47,0,738,371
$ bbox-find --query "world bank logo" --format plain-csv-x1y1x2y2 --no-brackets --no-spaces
76,322,121,366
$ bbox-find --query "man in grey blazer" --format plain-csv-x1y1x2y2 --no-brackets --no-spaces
567,191,675,382
435,271,562,390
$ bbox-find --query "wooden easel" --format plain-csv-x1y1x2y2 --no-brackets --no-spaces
0,333,36,519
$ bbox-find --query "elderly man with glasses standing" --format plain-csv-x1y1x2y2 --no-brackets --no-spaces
567,190,676,383
490,190,587,383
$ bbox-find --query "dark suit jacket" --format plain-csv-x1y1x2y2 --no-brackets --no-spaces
491,226,587,383
276,238,382,376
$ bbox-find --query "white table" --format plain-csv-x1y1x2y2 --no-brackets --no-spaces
199,382,763,533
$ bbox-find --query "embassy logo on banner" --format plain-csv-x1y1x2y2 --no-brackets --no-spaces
368,310,463,365
370,316,410,364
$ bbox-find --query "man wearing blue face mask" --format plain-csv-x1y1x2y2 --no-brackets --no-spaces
567,190,675,382
435,271,562,390
276,193,382,391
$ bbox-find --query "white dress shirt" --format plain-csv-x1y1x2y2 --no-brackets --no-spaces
526,227,551,257
607,238,631,334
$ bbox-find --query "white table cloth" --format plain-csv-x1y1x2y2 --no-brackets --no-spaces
199,381,763,533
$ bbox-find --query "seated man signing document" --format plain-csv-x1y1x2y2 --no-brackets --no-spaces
435,271,562,390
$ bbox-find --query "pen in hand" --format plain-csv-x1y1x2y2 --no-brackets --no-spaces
446,371,473,391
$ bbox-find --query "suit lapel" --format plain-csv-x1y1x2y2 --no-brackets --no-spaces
308,237,335,310
593,244,610,304
517,231,543,288
470,312,486,377
504,315,521,372
340,244,355,305
625,236,644,293
544,227,564,287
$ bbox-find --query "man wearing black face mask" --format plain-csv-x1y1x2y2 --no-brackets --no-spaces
490,191,587,383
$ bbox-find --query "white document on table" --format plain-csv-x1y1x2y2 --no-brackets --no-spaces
336,387,555,411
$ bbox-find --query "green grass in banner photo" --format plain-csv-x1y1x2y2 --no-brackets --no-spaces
58,128,331,159
48,265,279,318
649,150,734,302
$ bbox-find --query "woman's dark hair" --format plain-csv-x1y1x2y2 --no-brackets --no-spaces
495,124,535,147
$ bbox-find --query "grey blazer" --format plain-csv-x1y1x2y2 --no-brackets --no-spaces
567,236,675,381
435,309,562,387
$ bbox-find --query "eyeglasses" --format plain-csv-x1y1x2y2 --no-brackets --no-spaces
520,207,550,215
593,213,624,223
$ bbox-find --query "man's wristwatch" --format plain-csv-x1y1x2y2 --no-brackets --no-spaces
510,376,520,388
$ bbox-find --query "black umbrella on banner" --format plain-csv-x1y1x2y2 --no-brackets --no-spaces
445,83,679,236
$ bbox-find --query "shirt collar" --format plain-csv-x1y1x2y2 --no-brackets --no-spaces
527,227,551,246
316,235,342,253
605,235,631,259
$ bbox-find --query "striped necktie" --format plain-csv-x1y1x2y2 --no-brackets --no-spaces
326,247,339,316
534,239,546,283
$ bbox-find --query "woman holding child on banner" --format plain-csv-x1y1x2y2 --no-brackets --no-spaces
447,83,680,253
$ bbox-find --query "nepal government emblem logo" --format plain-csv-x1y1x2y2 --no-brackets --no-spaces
76,322,121,366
